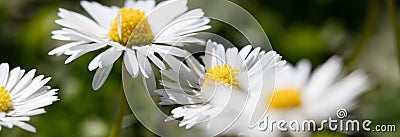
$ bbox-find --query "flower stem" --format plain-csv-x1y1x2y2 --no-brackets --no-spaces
109,91,127,137
385,0,400,71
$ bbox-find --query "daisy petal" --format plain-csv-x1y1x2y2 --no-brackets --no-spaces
136,51,153,78
148,53,166,70
203,40,216,69
15,122,36,133
151,45,189,57
238,45,252,59
0,63,10,86
10,69,36,96
99,48,123,68
56,8,106,37
48,41,86,56
148,0,188,35
125,0,155,14
88,52,103,71
226,47,239,67
92,65,113,90
303,56,342,101
214,43,226,65
80,1,119,29
5,67,22,90
123,49,139,78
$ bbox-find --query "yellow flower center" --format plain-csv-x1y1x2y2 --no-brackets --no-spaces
267,88,301,109
0,86,12,112
204,64,239,87
108,8,154,46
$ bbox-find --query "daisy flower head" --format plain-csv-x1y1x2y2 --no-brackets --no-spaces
155,40,285,135
248,56,370,136
49,0,211,90
0,63,58,132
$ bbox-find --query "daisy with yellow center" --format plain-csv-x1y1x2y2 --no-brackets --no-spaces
155,40,285,136
0,63,59,133
244,57,370,136
49,0,211,90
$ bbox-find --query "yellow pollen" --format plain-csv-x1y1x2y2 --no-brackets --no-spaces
204,64,239,87
108,8,154,46
0,86,12,112
267,88,301,109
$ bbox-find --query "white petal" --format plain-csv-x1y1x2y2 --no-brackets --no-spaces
147,53,166,70
186,56,205,77
56,8,107,37
51,28,103,42
10,69,36,96
5,67,22,90
136,50,153,78
238,45,252,59
14,77,51,102
88,52,103,71
48,41,86,56
305,70,370,118
244,47,261,67
98,48,123,68
51,28,84,39
68,42,106,52
63,42,108,64
15,122,36,133
158,16,210,38
173,8,205,23
12,75,44,99
303,56,342,101
80,1,119,29
92,65,113,90
125,0,155,14
0,63,9,86
16,109,46,116
163,55,200,84
123,49,139,78
215,43,226,65
13,88,57,106
293,60,311,89
117,13,122,41
203,40,216,69
148,0,188,35
226,47,238,67
150,45,189,57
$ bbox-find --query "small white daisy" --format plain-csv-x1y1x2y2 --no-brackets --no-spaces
155,40,285,135
0,63,58,133
246,57,370,136
49,0,211,90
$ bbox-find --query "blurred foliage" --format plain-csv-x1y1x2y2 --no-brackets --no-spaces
0,0,399,137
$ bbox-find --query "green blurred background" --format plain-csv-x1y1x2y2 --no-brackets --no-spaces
0,0,399,136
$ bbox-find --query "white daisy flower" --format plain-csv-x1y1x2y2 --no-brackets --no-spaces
0,63,58,133
247,57,370,136
155,40,285,135
49,0,211,90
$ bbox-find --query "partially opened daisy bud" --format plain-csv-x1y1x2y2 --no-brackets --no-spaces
49,0,211,90
0,63,58,133
155,40,285,135
246,57,370,136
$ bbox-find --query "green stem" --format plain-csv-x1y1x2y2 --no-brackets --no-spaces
346,0,379,67
386,0,400,71
109,91,127,137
